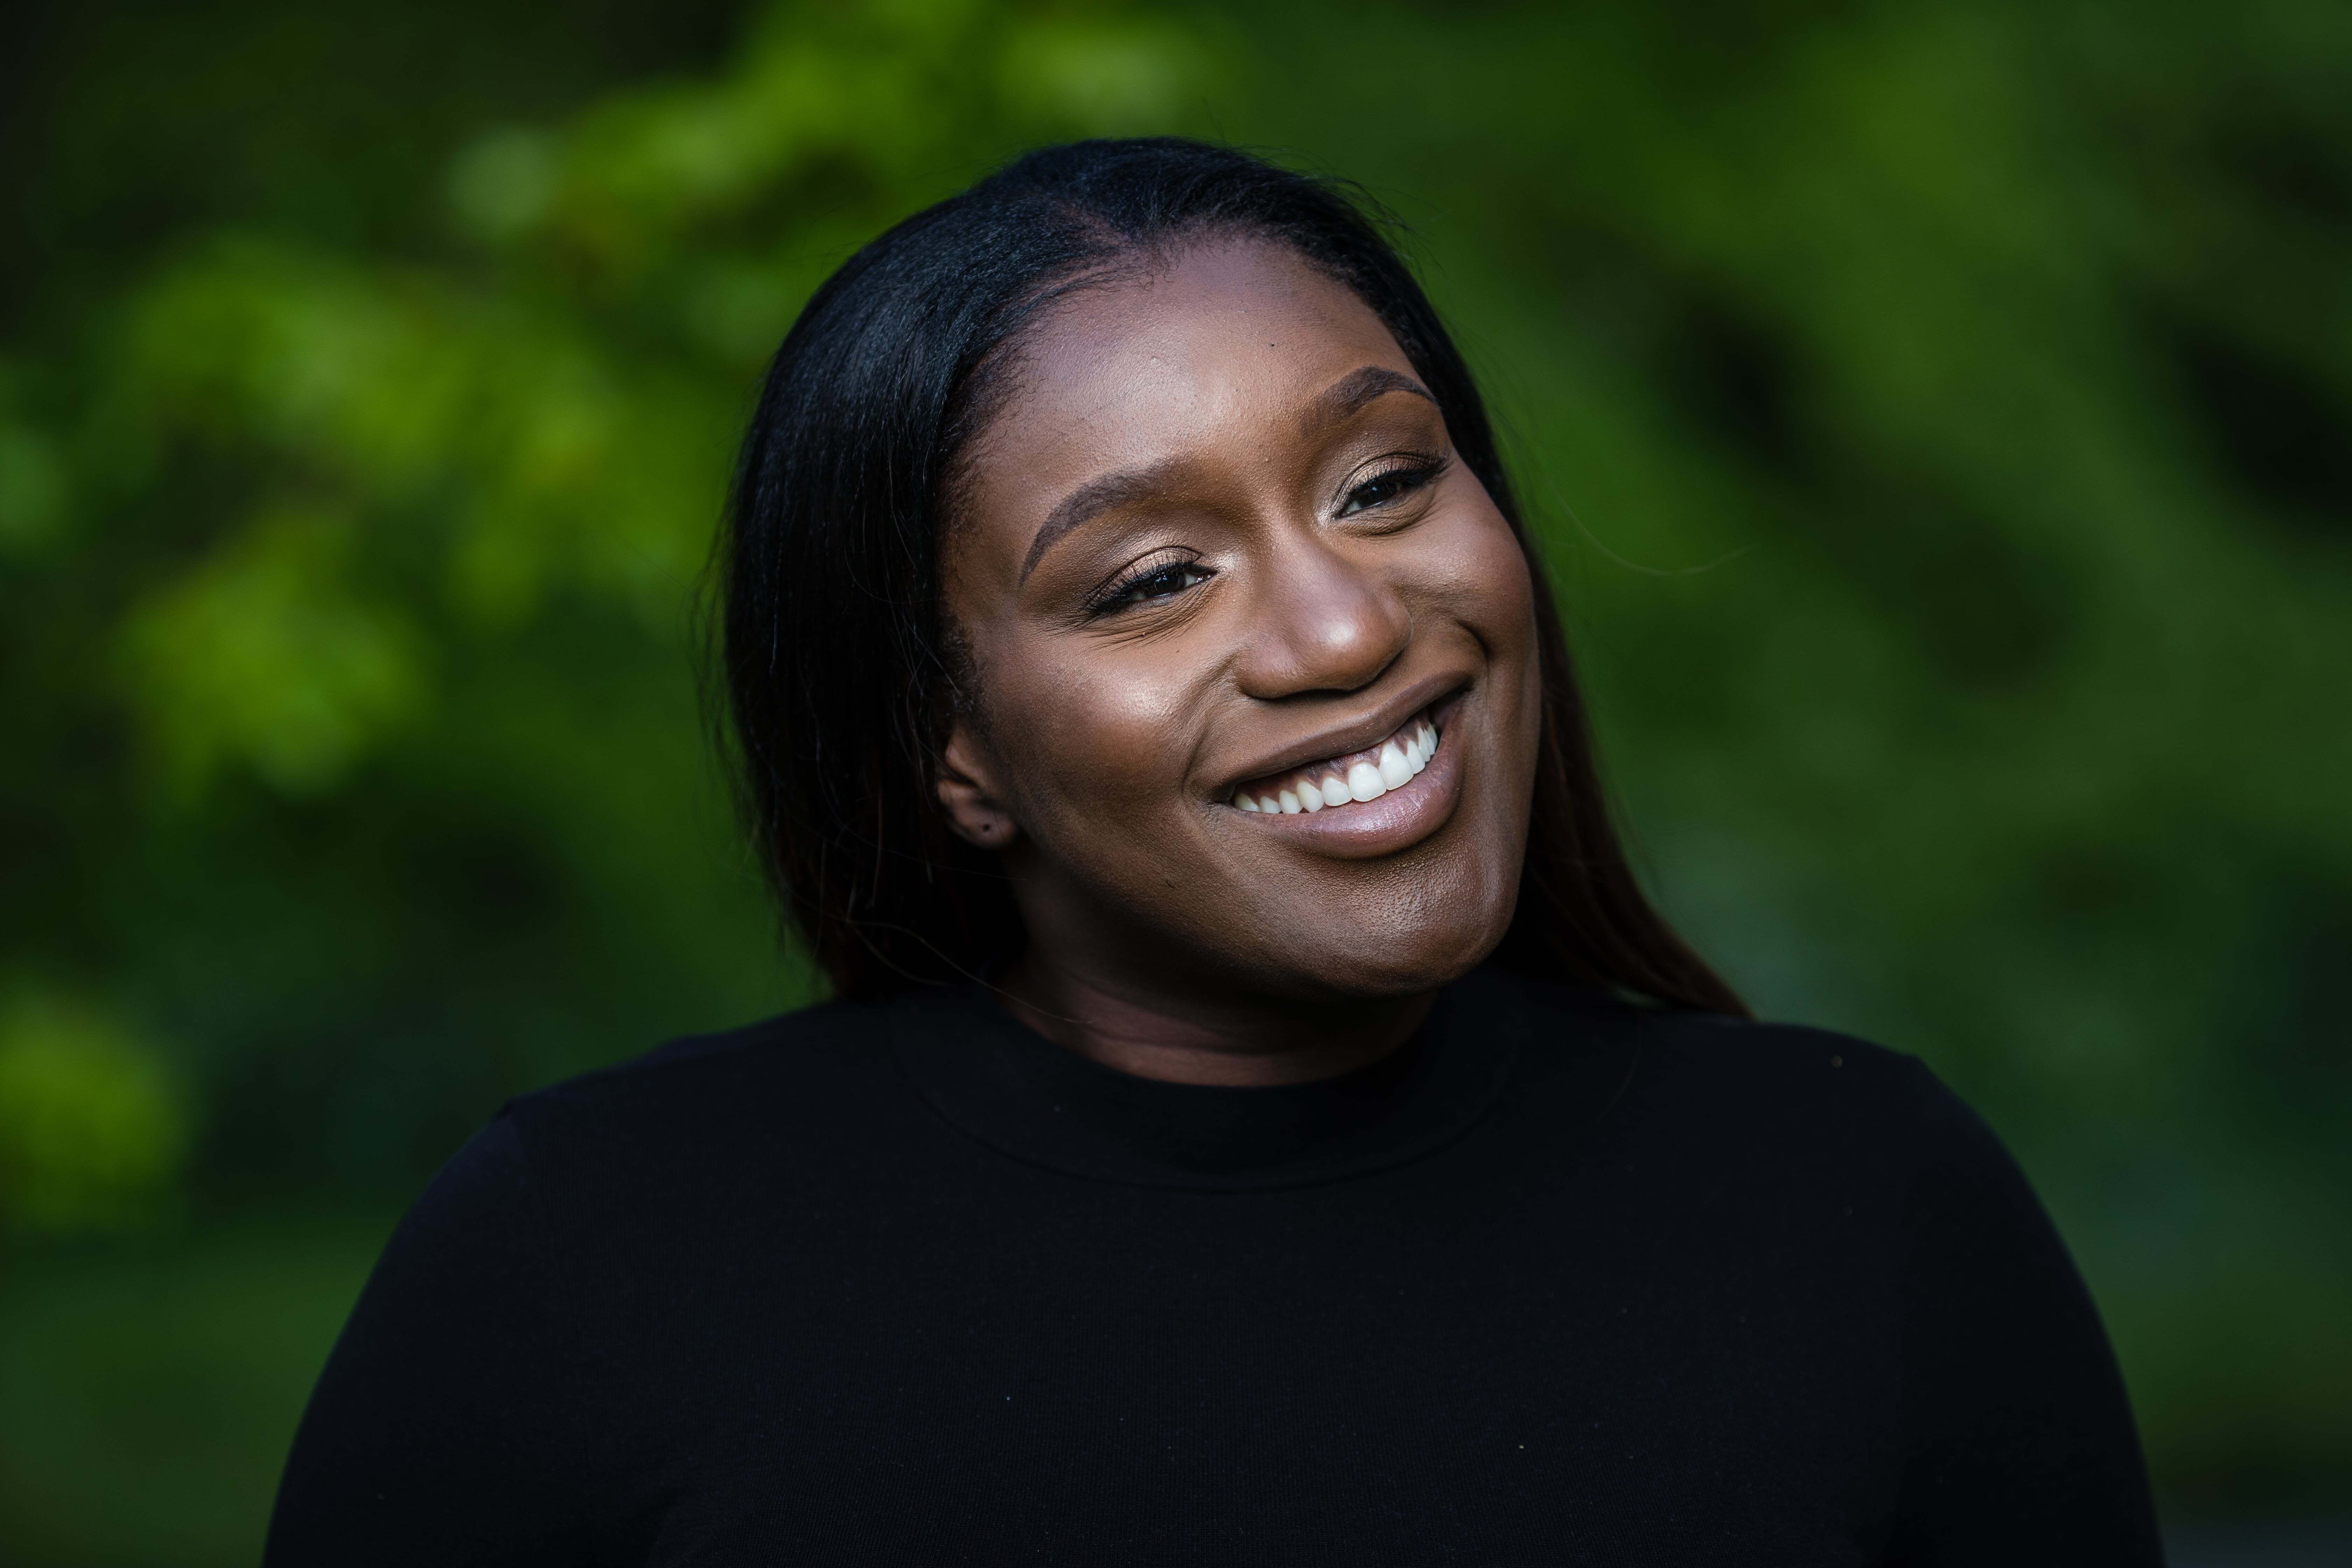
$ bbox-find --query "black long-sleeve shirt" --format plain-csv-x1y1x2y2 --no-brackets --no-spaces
267,966,2161,1564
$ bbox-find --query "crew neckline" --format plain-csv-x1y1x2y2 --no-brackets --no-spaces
885,966,1548,1191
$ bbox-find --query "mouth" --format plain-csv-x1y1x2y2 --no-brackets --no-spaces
1228,706,1442,817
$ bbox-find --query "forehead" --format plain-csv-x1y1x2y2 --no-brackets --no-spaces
966,239,1415,494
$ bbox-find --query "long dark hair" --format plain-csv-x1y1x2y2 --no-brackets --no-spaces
719,137,1746,1017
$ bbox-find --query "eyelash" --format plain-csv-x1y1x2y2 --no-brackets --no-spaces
1337,454,1447,518
1088,551,1213,616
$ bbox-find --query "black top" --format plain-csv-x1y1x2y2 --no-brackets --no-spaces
267,967,2161,1565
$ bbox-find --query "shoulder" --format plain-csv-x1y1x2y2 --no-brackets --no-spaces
1501,968,1945,1112
1634,1007,1959,1136
432,997,921,1240
1490,974,2068,1292
501,995,887,1144
1494,971,1994,1184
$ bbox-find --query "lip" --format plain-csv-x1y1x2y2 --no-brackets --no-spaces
1213,686,1470,861
1212,670,1469,796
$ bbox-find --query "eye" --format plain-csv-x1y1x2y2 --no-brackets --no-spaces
1337,458,1443,518
1094,556,1212,614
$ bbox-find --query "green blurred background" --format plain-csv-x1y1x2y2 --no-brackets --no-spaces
1,0,2346,1560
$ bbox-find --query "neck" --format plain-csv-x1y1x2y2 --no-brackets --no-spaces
996,946,1435,1087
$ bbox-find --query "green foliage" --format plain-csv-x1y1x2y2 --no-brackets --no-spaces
0,1217,386,1566
0,992,186,1235
2,0,2348,1555
0,420,71,559
119,502,430,799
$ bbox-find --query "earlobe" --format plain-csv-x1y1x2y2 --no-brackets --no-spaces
937,723,1020,849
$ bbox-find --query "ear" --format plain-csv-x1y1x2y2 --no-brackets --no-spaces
936,721,1022,849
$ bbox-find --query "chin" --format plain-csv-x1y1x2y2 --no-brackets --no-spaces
1217,831,1524,1002
1265,895,1517,1002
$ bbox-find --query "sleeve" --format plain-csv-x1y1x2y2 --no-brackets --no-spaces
1884,1061,2163,1567
265,1115,590,1566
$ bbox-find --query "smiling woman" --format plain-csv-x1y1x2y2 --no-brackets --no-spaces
265,141,2164,1565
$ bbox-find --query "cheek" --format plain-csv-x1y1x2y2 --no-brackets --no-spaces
1481,539,1540,661
985,643,1204,832
1425,512,1544,838
1424,505,1541,682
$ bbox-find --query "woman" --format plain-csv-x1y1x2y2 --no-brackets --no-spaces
269,139,2161,1564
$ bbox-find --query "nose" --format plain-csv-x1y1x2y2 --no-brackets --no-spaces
1231,533,1412,700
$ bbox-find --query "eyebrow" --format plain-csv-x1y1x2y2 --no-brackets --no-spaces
1020,457,1191,584
1308,365,1436,427
1016,365,1439,584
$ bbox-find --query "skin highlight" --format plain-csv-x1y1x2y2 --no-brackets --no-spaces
936,238,1544,1086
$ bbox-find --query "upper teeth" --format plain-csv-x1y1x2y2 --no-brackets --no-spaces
1234,714,1439,815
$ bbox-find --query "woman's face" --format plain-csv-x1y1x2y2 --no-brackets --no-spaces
939,238,1543,1006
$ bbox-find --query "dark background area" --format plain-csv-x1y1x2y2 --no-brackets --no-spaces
1,0,2346,1561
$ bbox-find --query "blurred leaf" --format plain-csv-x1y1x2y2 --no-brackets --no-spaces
0,425,70,559
117,506,428,800
0,992,187,1236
